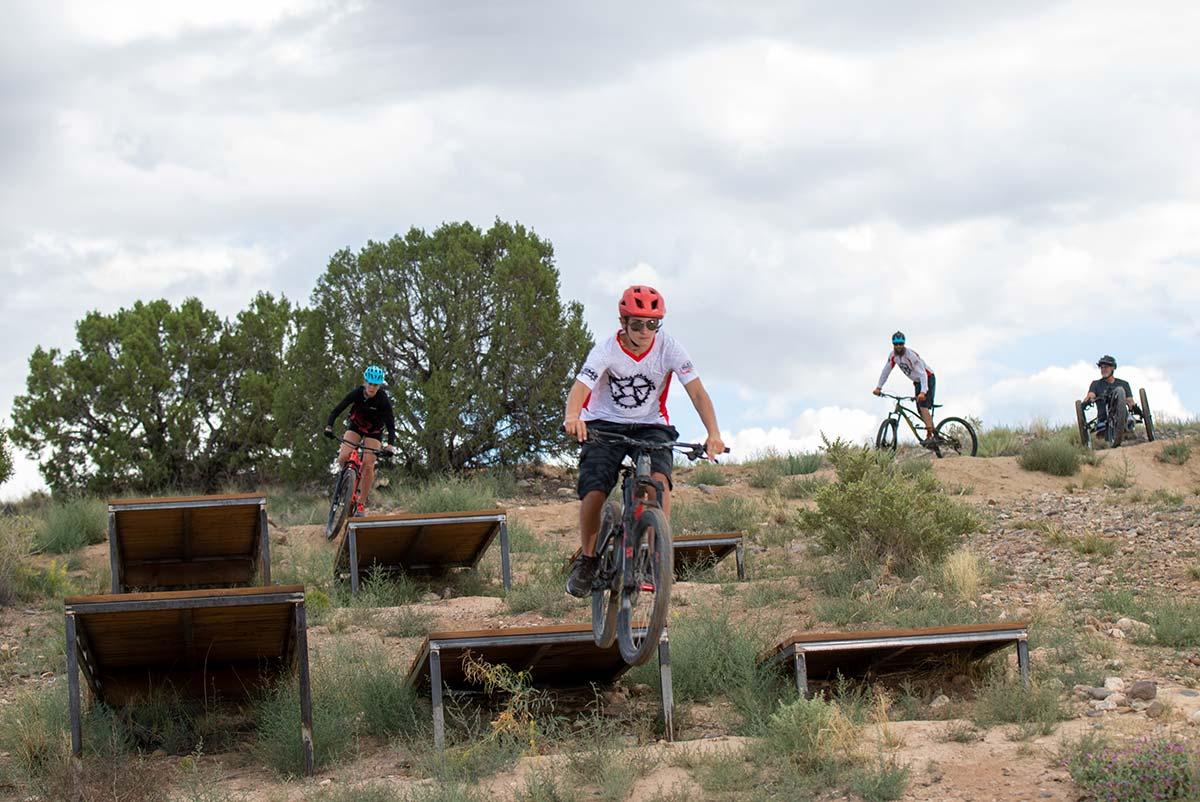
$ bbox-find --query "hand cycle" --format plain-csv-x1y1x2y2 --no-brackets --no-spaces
874,392,978,457
582,429,729,666
324,434,394,540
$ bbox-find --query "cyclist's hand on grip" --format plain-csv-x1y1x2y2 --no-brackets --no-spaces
872,387,882,396
564,418,588,443
704,434,727,462
323,426,335,440
917,392,926,403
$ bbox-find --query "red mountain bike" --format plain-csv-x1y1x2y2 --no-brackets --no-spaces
324,435,392,540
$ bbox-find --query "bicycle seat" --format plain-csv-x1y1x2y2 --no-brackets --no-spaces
931,403,944,409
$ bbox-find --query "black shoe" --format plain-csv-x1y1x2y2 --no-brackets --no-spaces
566,555,598,598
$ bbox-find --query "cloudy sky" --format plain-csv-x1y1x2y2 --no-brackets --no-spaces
2,1,1199,498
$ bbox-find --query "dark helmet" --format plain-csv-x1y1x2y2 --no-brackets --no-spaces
1097,355,1117,368
891,331,906,345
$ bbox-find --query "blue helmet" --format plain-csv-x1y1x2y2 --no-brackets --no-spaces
891,331,906,345
363,365,385,385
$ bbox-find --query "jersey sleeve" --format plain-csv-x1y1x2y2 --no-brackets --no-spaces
575,342,607,388
877,356,895,389
326,388,358,428
665,337,700,384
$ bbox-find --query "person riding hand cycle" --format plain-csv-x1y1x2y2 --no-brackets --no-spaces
873,331,938,447
325,365,396,516
1083,355,1136,431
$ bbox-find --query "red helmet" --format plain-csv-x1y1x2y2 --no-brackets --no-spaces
618,285,665,319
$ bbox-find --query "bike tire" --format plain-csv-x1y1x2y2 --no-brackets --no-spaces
1110,387,1128,447
325,466,357,540
617,505,672,666
1140,388,1155,442
875,418,898,451
934,416,978,457
591,501,622,649
1075,400,1091,449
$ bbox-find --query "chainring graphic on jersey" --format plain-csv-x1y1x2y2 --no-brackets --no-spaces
609,373,656,408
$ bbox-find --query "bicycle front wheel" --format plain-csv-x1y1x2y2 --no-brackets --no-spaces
1109,388,1128,447
617,505,672,666
934,417,978,457
325,466,357,540
875,418,898,451
591,501,622,649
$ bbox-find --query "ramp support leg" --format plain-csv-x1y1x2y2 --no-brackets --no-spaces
792,650,809,698
108,512,121,593
348,528,361,596
259,504,272,584
1017,638,1030,689
431,646,446,751
735,542,746,581
66,613,83,761
658,634,674,742
499,520,512,592
294,603,315,776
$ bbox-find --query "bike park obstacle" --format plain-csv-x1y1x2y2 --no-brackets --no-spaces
63,585,315,775
107,493,271,593
673,532,746,580
405,623,675,750
760,622,1030,697
336,510,511,595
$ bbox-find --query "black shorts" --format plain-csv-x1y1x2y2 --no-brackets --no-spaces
346,424,383,443
914,374,936,409
577,421,679,500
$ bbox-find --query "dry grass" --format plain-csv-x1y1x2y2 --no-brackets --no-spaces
940,548,984,601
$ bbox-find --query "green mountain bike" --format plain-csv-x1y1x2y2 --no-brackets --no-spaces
874,392,978,457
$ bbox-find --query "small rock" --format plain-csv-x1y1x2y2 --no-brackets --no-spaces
1095,698,1119,711
1189,709,1200,726
630,683,652,697
930,695,951,710
1103,677,1126,692
420,592,440,603
1131,700,1149,712
1128,680,1157,701
696,484,716,496
1088,687,1114,700
319,779,332,787
440,587,453,600
556,487,575,498
516,479,533,490
1108,628,1126,640
1146,700,1167,718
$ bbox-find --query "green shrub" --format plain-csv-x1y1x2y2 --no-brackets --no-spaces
848,754,911,802
1157,440,1192,465
33,497,107,553
976,426,1025,458
972,675,1064,738
1147,599,1200,648
779,476,828,500
673,496,762,535
506,567,580,617
800,439,977,574
686,462,728,486
747,459,784,489
757,696,859,772
401,475,499,513
1066,738,1198,802
784,452,823,475
1017,440,1083,476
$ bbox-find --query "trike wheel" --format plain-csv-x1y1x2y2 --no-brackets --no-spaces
1108,387,1128,447
1075,400,1091,449
591,500,622,649
1140,388,1155,442
617,504,672,666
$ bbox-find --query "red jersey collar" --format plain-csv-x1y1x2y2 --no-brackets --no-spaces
615,330,655,362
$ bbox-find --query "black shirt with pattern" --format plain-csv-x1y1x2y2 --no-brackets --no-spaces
327,387,396,444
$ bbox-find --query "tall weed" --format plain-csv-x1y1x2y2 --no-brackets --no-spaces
33,497,107,553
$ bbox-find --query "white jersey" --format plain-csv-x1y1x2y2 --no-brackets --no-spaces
576,332,699,425
878,348,933,394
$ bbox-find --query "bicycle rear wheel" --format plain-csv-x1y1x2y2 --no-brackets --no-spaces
875,418,898,451
325,466,357,540
617,505,672,666
934,417,978,457
591,501,622,649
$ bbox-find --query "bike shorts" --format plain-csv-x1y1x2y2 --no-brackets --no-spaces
576,421,679,500
345,424,383,444
914,374,936,409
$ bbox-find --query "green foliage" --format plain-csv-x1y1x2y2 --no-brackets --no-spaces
33,497,107,553
12,294,294,494
848,754,912,802
1066,738,1198,802
506,567,579,617
400,474,500,513
757,696,860,772
976,426,1025,458
287,220,592,476
1157,440,1192,465
514,770,580,802
746,450,823,489
673,496,762,535
800,439,977,575
0,426,13,485
686,462,728,486
972,675,1065,738
779,476,828,499
1017,439,1084,476
1146,599,1200,648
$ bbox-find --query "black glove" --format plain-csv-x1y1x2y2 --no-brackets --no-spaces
323,426,335,440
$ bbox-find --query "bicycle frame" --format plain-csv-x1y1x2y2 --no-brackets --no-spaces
884,396,930,440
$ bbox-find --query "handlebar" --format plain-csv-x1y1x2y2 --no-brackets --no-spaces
326,432,395,458
581,428,730,462
878,392,916,402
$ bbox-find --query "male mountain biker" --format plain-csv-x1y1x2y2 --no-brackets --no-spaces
324,365,396,516
1083,355,1137,432
873,331,937,447
563,285,725,598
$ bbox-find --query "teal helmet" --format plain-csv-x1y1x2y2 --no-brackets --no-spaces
892,331,906,345
363,365,385,385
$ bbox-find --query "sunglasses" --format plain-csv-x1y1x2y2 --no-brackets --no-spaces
626,319,662,332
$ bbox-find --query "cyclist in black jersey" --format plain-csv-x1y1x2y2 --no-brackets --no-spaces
1083,355,1137,431
324,365,396,516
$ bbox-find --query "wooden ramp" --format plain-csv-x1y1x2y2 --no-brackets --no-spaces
107,493,271,592
761,622,1030,696
63,585,314,775
673,532,745,580
336,510,511,594
405,623,674,749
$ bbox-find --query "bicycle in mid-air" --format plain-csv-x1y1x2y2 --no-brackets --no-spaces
324,434,393,540
582,429,728,665
874,392,978,457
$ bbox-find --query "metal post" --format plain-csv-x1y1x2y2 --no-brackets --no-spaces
348,528,360,597
658,634,674,742
293,603,315,777
259,504,272,585
1017,638,1030,689
108,512,121,593
499,520,512,592
65,613,83,761
735,542,746,581
430,646,446,751
792,650,808,698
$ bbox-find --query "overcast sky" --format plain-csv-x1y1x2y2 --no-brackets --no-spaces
3,1,1199,498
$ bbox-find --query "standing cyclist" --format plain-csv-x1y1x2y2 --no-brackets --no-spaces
873,331,937,447
324,365,396,517
563,285,725,598
1083,355,1136,433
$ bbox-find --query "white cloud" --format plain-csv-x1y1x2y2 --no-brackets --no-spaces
723,406,880,459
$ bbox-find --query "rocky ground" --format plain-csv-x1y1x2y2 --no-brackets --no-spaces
2,436,1200,801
